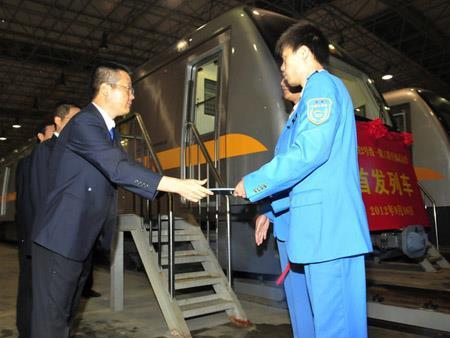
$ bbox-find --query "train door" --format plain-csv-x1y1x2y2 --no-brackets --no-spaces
181,47,228,188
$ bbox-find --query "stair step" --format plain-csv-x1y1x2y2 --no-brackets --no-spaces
161,250,209,265
174,273,222,290
152,229,201,243
180,298,234,318
177,293,222,307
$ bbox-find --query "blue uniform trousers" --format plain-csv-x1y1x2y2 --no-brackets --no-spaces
279,240,367,338
278,240,315,338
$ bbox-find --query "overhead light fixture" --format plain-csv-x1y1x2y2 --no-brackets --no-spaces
100,32,108,50
382,65,393,80
328,44,336,50
0,129,6,141
0,19,6,24
253,10,260,16
12,118,21,129
367,78,374,84
176,39,188,52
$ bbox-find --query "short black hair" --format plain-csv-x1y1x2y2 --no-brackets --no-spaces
90,62,132,99
34,121,55,142
54,103,81,119
276,23,329,66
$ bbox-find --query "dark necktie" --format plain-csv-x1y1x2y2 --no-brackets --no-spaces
109,128,114,141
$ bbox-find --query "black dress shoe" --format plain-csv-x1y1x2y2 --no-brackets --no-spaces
82,289,102,298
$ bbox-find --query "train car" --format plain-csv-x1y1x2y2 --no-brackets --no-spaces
125,7,394,274
0,145,33,242
1,7,420,276
384,88,450,247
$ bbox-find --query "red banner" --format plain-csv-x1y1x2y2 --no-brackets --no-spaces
356,119,429,231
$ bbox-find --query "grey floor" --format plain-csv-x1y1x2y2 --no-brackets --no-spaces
0,243,442,338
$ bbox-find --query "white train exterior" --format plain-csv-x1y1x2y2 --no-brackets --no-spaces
384,88,450,247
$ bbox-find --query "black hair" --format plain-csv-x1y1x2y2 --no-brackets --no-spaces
90,62,132,99
275,23,329,65
54,103,81,119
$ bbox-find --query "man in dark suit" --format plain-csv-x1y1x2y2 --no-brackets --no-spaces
15,123,55,338
30,63,212,338
29,104,81,218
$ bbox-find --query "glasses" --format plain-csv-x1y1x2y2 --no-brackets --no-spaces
108,83,134,95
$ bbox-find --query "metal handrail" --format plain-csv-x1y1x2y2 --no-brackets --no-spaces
185,122,224,187
116,112,176,297
184,121,232,285
419,183,439,250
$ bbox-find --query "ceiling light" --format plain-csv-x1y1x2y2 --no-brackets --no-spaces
367,78,374,84
0,19,6,24
12,118,21,129
253,10,260,15
328,44,335,50
176,39,188,52
0,135,6,141
382,65,393,80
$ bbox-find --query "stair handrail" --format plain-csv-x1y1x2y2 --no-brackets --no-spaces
184,121,232,285
185,121,224,187
116,112,176,297
419,183,439,250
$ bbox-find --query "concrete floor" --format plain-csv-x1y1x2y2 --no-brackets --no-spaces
0,242,444,338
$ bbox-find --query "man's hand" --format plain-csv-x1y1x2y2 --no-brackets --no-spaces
157,177,213,202
255,214,270,246
233,178,247,198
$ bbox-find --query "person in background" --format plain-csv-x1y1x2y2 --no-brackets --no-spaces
36,124,56,143
234,24,372,338
15,122,55,338
30,62,213,338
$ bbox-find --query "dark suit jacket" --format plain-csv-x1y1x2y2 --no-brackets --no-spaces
15,155,33,256
33,103,162,261
29,135,57,243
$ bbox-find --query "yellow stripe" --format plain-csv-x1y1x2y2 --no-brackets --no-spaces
157,133,268,170
1,134,267,203
414,166,445,181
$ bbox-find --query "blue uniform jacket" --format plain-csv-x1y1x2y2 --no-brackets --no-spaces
244,70,372,264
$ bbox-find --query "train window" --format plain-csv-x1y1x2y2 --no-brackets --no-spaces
390,103,411,132
0,166,10,216
192,57,220,135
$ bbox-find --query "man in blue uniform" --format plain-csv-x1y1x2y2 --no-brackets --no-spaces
235,24,372,338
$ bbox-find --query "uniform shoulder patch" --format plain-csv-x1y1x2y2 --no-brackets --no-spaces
306,98,332,125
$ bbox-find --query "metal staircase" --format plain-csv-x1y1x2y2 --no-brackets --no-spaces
110,113,248,337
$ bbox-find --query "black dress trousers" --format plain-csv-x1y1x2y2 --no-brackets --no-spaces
31,243,92,338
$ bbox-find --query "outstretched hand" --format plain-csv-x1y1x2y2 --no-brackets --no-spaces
233,178,247,198
255,214,270,246
157,177,213,202
177,178,213,202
